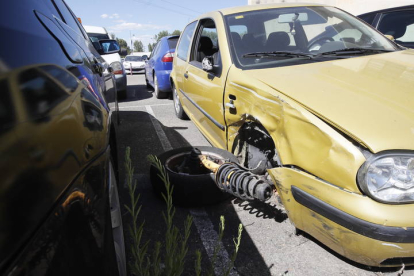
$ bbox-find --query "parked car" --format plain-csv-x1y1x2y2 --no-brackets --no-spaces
0,0,125,275
131,51,151,60
84,25,128,99
170,3,414,267
145,35,179,98
123,55,146,74
358,5,414,48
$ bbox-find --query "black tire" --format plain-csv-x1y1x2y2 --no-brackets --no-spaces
172,83,188,119
150,146,238,207
154,74,167,99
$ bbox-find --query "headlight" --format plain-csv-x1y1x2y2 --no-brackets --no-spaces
357,151,414,203
110,61,123,75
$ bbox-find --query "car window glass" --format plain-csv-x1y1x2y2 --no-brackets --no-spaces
358,13,377,25
0,79,15,133
190,19,219,64
202,26,218,48
149,42,159,59
19,67,70,119
225,6,396,70
264,18,296,46
101,40,120,52
52,0,85,38
230,25,248,37
125,56,143,62
41,65,79,92
153,42,162,57
167,37,179,50
176,21,197,61
378,10,414,46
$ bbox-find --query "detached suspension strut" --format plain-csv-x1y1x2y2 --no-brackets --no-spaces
195,149,273,202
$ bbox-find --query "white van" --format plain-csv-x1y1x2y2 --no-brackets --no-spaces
84,25,127,98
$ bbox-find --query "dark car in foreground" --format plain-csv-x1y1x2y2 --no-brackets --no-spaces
145,35,179,99
0,0,125,275
359,5,414,48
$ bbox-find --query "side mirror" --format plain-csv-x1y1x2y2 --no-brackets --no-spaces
202,56,214,72
120,48,128,56
98,39,120,55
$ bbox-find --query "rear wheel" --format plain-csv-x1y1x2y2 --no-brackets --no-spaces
154,74,167,99
172,83,188,119
150,146,238,206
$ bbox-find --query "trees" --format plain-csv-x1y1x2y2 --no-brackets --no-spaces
115,38,132,55
116,38,128,49
154,30,170,43
134,40,144,52
147,30,181,52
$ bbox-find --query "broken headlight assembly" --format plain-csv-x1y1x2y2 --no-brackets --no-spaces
357,151,414,203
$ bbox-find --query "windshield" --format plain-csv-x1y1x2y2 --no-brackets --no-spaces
125,56,143,62
225,6,398,69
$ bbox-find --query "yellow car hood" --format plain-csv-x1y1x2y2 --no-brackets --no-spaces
248,50,414,153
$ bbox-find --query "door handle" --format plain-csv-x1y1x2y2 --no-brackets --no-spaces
225,102,236,109
184,72,188,79
226,94,236,109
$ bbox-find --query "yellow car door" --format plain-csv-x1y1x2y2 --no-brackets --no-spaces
181,16,232,149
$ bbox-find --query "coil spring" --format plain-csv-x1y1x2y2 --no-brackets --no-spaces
215,163,272,202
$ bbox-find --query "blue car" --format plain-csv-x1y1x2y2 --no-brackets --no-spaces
145,35,179,98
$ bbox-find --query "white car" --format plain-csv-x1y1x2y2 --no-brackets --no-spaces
84,25,127,98
123,55,147,73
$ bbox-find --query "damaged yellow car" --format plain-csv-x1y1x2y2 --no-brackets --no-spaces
170,3,414,267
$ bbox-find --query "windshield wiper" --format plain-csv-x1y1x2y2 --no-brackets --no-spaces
317,48,394,57
243,51,314,59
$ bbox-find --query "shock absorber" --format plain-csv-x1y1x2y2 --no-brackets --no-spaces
199,153,273,202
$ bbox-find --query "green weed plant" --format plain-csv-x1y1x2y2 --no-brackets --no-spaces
124,147,243,276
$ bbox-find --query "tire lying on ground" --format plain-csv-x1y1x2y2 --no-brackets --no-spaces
150,146,239,207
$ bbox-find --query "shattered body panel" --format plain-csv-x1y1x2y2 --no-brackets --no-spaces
269,168,414,266
225,66,366,193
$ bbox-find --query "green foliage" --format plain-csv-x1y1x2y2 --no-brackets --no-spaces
148,43,154,52
148,155,192,276
124,147,151,276
134,40,145,52
202,30,218,44
154,30,170,43
116,38,128,49
223,222,243,276
171,29,181,36
125,148,243,276
148,30,182,52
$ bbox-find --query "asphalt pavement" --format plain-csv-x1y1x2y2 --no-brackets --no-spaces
114,74,413,276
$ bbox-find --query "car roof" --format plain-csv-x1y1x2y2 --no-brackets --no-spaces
359,5,414,16
162,35,180,40
198,3,327,17
83,25,108,34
